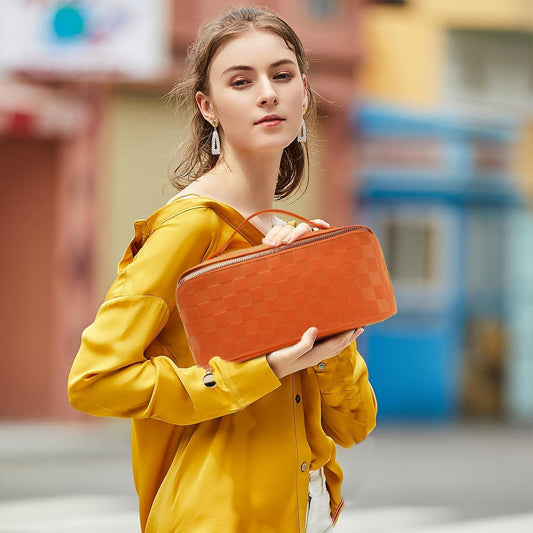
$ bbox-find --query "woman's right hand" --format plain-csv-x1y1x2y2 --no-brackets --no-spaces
266,327,364,380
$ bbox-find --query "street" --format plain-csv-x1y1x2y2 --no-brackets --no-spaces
0,421,531,532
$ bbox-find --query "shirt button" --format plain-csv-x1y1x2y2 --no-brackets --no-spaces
295,394,301,403
317,362,326,370
203,371,216,388
301,462,307,472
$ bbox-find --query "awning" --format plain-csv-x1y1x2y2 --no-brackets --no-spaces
0,80,90,138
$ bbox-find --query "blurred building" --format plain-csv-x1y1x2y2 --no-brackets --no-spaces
0,0,366,419
0,81,98,418
354,103,522,420
354,0,533,421
0,0,171,419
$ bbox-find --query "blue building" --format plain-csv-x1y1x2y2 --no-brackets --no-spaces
352,102,523,421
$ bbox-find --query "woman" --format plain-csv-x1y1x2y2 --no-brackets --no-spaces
68,7,377,533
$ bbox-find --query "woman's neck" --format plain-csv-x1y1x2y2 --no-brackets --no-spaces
176,145,285,233
212,145,282,213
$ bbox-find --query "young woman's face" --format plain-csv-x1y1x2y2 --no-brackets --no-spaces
197,30,308,154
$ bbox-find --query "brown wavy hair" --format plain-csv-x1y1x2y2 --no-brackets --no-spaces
167,6,317,200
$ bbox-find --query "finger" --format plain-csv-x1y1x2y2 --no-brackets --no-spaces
290,327,319,359
314,329,356,354
342,328,364,348
282,223,311,244
354,327,365,340
268,326,317,359
335,329,357,343
300,326,318,349
263,225,284,239
267,225,295,246
336,329,358,349
266,327,319,379
262,225,285,245
309,219,330,229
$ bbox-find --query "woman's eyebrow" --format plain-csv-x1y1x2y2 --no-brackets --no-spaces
221,58,297,77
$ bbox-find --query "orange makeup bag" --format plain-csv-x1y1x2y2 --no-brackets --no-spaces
176,209,396,368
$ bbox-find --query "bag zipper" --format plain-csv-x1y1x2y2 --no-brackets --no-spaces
177,226,371,288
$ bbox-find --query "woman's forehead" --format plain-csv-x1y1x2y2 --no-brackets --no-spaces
210,30,297,77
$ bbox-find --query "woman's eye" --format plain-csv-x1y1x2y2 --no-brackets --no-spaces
232,79,249,87
231,72,293,87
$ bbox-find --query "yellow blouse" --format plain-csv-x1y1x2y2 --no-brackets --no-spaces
67,195,377,533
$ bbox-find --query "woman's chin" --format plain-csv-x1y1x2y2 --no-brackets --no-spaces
227,133,298,153
232,142,289,154
257,136,300,152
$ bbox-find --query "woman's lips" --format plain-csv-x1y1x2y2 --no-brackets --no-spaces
256,119,284,127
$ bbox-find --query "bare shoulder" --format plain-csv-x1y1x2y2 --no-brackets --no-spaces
166,174,221,205
166,184,202,205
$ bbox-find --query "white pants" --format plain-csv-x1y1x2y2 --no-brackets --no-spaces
305,468,335,532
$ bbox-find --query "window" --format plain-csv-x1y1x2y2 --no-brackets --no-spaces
446,30,533,111
381,216,440,286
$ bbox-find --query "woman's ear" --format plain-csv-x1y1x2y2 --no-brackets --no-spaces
195,91,216,123
301,74,309,112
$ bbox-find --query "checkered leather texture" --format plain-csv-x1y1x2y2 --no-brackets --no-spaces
176,226,396,367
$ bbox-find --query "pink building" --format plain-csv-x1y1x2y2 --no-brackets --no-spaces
0,0,365,419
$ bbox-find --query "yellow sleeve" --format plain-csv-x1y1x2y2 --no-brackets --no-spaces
68,207,281,424
313,341,377,448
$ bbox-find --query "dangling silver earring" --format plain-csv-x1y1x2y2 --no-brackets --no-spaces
211,119,220,155
297,118,307,143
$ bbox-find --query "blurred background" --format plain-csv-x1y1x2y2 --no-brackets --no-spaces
0,0,532,532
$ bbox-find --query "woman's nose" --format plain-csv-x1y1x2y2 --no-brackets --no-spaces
257,79,279,106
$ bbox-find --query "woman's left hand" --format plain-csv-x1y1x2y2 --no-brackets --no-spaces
262,219,330,246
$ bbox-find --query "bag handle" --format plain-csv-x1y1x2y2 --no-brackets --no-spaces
206,208,326,261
